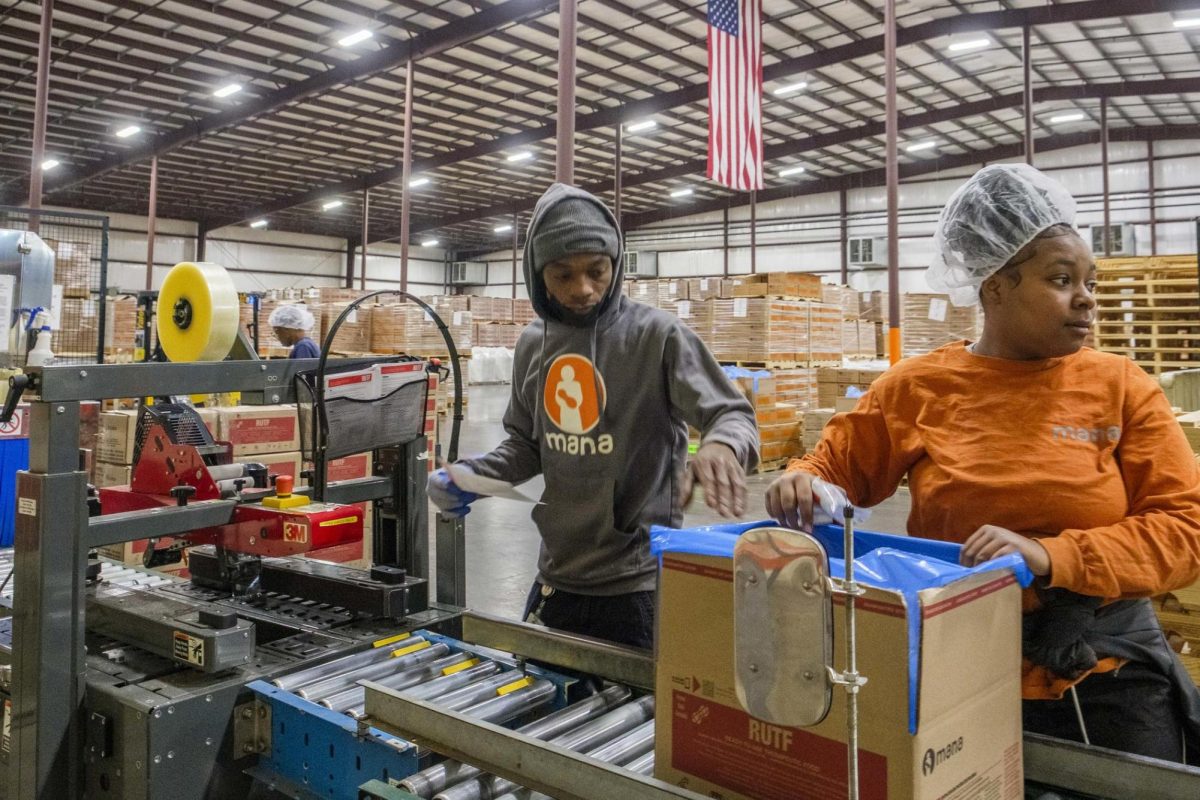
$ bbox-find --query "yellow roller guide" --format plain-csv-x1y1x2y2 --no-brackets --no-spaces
391,641,432,658
442,658,479,676
372,633,411,649
496,676,534,696
156,262,240,362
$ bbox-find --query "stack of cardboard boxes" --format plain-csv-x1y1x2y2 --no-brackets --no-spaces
729,373,804,469
817,367,887,411
902,294,980,358
469,296,523,349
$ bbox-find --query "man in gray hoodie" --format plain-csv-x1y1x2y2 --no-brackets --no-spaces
428,183,759,649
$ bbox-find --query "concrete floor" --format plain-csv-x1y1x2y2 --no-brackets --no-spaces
439,383,913,619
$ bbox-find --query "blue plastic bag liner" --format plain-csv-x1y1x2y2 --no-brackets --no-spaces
845,385,865,398
0,438,29,547
651,519,1034,733
720,365,772,392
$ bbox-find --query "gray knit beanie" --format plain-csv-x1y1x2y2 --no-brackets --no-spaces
529,197,620,273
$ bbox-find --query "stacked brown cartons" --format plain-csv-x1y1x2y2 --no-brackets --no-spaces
685,277,722,301
657,278,687,306
668,298,713,342
318,303,371,354
103,297,140,361
821,283,861,318
902,293,979,357
818,366,887,410
626,280,661,307
473,323,522,348
368,304,423,353
731,271,823,300
57,297,101,358
44,239,94,299
801,407,837,452
512,298,536,326
709,299,843,365
467,296,514,324
770,367,818,411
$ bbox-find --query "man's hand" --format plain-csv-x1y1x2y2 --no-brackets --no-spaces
960,525,1051,576
764,471,818,531
680,442,747,518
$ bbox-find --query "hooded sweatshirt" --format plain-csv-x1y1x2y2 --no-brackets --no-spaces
461,184,759,595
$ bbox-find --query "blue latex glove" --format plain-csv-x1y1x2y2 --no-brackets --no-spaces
427,467,479,518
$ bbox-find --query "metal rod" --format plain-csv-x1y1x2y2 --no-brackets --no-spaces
27,0,53,219
614,123,623,219
400,58,414,293
272,640,413,692
885,0,900,366
196,221,208,261
839,188,849,284
400,661,502,703
1023,25,1034,165
457,679,557,726
300,641,445,701
556,0,578,184
1101,97,1111,257
323,653,471,715
1147,135,1157,255
722,203,730,277
1069,686,1091,745
360,186,369,290
512,212,519,299
749,190,757,274
844,505,861,800
145,154,158,292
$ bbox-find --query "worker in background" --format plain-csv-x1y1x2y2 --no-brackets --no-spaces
766,163,1200,761
268,304,320,359
428,183,760,650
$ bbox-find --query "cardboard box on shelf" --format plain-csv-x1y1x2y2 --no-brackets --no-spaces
218,406,300,457
94,461,132,488
730,271,823,300
654,531,1023,800
96,409,140,464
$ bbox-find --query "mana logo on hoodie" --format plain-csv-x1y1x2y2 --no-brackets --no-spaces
543,354,613,455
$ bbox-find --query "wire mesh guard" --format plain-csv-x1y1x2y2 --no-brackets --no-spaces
0,206,109,365
297,358,430,462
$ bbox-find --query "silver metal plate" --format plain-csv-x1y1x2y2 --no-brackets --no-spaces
733,526,833,727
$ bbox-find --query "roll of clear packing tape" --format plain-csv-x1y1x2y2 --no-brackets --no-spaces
156,262,240,362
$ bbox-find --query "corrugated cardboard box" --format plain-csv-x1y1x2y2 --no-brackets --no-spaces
655,537,1023,800
218,405,300,456
96,409,140,464
94,461,132,488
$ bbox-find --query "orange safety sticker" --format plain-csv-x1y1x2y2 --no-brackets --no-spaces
391,640,432,658
496,677,533,696
442,658,480,676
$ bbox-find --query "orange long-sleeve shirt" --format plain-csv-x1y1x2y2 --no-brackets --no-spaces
791,342,1200,698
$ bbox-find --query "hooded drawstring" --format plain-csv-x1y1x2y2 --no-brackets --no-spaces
590,323,603,422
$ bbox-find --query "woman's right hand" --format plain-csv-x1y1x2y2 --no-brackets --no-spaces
765,470,818,531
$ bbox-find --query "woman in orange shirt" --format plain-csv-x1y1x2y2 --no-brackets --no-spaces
767,164,1200,761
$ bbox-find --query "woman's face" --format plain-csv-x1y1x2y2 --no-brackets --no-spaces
980,232,1097,360
273,326,302,346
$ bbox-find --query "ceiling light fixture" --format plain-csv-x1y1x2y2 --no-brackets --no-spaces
115,125,141,138
41,159,60,171
906,140,937,153
321,200,343,211
778,165,806,177
625,120,657,133
506,151,533,162
947,38,990,53
1049,112,1086,124
669,188,693,198
772,81,808,96
494,224,513,233
408,177,429,188
213,83,242,98
421,239,439,248
338,30,373,47
250,219,268,229
1174,18,1200,29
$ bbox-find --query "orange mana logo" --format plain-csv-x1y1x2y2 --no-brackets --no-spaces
543,354,607,434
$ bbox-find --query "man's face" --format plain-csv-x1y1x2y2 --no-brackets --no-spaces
542,253,614,316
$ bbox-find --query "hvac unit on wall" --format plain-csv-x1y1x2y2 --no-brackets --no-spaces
450,261,486,285
1089,224,1136,257
848,237,888,267
623,250,658,278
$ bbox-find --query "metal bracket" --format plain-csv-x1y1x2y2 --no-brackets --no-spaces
233,699,272,758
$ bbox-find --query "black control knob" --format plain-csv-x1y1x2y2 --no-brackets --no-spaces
198,609,238,630
370,565,407,585
170,485,197,507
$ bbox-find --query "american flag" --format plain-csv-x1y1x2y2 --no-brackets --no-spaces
707,0,763,192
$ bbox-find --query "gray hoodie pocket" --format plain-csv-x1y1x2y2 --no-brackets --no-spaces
532,473,639,586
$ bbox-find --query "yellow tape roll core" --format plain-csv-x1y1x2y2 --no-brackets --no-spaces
156,262,240,362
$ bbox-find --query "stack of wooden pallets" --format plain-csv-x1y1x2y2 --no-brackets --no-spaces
1094,255,1200,374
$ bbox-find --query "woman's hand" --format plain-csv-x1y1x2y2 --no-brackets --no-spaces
764,471,817,531
960,525,1051,576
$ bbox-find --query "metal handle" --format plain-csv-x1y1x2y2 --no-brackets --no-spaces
0,374,29,424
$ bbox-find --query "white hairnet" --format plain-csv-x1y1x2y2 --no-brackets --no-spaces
927,164,1077,306
268,304,315,331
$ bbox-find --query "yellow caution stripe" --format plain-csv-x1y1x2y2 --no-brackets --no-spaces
442,658,480,676
496,676,534,696
391,640,432,658
319,516,360,528
372,633,411,649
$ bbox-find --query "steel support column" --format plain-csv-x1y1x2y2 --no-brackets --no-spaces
839,188,849,285
556,0,578,184
614,124,623,220
346,237,359,290
885,0,901,364
27,0,53,218
196,221,208,262
400,59,414,293
1101,98,1111,256
723,203,730,277
1023,26,1034,165
360,187,370,290
1148,136,1157,255
511,213,519,299
145,155,158,291
750,191,757,275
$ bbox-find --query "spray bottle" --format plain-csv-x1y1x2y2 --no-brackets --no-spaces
26,309,54,367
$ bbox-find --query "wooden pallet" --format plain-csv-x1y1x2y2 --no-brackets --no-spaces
755,457,793,474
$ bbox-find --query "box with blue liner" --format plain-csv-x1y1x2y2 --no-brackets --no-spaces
652,521,1031,800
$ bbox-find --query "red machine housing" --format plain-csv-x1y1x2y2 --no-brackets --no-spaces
99,422,364,557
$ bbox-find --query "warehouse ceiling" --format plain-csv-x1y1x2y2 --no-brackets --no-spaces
0,0,1198,254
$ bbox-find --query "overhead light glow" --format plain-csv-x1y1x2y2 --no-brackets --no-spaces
41,159,60,171
115,125,141,138
506,151,533,162
906,140,937,153
213,83,242,98
669,188,693,198
421,239,439,248
1050,112,1086,124
625,120,657,133
778,165,806,177
338,29,373,47
772,81,808,96
250,219,268,229
322,200,343,211
947,38,990,53
494,224,513,233
1174,18,1200,29
408,177,430,188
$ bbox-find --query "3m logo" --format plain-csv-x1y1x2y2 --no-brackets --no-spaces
922,737,964,775
283,522,308,543
543,354,606,434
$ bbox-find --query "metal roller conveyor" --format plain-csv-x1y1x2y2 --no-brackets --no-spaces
398,661,502,703
399,684,633,797
272,639,418,692
454,679,557,726
434,671,535,713
319,653,474,715
621,749,656,776
296,640,443,700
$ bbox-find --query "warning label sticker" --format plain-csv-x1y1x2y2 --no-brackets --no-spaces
283,521,309,543
670,690,888,800
173,631,205,667
16,498,35,517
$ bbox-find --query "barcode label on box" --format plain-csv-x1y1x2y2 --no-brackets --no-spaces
677,301,691,319
733,298,748,318
927,298,948,322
